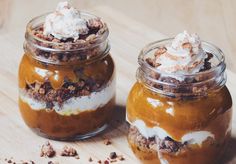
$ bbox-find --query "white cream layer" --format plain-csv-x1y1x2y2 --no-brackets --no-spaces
132,119,214,146
20,79,115,116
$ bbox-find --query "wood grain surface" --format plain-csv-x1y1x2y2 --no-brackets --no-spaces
0,1,235,164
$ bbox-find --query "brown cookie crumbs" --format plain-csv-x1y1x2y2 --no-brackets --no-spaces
86,34,97,43
110,159,117,163
104,160,109,164
117,155,125,161
60,146,78,157
40,141,56,158
159,136,185,153
87,18,103,30
23,161,35,164
39,88,46,95
182,42,192,50
154,47,167,57
88,157,93,162
128,126,187,154
109,152,117,159
205,52,213,61
97,160,102,164
103,138,112,145
5,159,35,164
48,161,59,164
68,85,76,91
146,58,161,67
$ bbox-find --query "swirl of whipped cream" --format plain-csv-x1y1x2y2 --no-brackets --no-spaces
155,31,207,74
43,1,89,40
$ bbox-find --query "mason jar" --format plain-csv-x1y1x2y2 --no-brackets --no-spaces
18,12,115,140
127,39,232,164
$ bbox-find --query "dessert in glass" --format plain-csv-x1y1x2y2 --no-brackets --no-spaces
127,31,232,164
18,2,115,140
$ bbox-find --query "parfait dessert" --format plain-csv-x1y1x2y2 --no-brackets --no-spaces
18,2,115,140
127,31,232,164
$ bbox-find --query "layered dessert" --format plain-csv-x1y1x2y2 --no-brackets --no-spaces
127,31,232,164
19,2,115,139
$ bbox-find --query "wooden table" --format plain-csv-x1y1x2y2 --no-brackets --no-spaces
0,3,235,164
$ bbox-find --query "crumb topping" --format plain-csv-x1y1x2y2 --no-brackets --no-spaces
146,31,209,74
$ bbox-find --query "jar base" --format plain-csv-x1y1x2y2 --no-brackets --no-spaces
29,124,108,141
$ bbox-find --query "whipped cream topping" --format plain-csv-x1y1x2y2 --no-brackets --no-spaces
19,78,115,116
43,1,89,40
131,119,214,146
155,31,207,74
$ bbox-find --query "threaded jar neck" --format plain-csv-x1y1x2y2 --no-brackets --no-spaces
137,39,226,98
24,12,110,66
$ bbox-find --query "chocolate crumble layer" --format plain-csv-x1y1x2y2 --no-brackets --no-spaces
128,126,187,154
24,76,103,109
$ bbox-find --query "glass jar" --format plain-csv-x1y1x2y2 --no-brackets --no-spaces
18,12,115,140
127,39,232,164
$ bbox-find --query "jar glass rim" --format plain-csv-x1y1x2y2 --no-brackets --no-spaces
138,38,226,78
25,11,109,52
137,38,227,98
